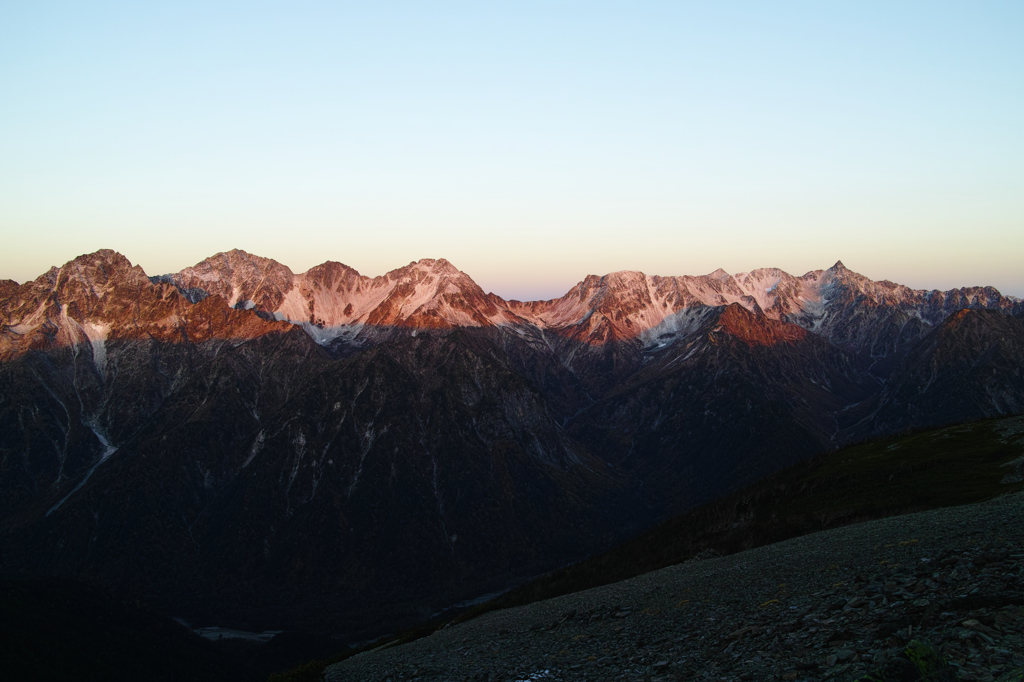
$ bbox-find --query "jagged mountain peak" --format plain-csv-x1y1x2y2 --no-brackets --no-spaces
398,257,473,284
303,260,360,276
259,254,513,340
411,257,460,273
57,249,148,284
706,267,732,281
167,250,296,309
602,269,647,283
734,266,787,282
5,249,1023,364
21,250,153,307
388,259,482,294
71,247,122,262
299,261,363,292
0,249,293,361
565,270,651,305
180,249,295,282
0,279,19,299
211,247,285,265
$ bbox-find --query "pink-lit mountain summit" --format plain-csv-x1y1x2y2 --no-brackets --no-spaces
4,249,1017,362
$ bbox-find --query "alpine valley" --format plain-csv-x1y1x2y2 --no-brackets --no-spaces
2,249,1024,641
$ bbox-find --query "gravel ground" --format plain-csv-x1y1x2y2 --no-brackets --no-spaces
326,492,1024,682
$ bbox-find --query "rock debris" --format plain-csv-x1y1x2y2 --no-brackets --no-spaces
327,492,1024,682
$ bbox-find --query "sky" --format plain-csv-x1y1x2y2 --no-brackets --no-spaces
1,1,1022,301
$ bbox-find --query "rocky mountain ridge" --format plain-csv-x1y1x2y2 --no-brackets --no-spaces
147,249,1023,361
1,249,1023,639
0,250,291,362
5,249,1021,372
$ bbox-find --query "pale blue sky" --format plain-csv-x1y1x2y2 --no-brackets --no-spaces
1,1,1022,300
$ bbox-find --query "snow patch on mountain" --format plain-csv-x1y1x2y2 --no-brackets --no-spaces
299,322,364,346
82,322,110,376
640,307,716,349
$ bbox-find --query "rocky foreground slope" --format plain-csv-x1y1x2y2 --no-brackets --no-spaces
327,491,1024,682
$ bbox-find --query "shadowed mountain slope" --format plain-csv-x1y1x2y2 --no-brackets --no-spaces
0,577,247,682
860,309,1024,437
1,326,648,636
2,249,1023,641
473,414,1024,616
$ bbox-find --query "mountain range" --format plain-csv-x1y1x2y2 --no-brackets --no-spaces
2,249,1023,638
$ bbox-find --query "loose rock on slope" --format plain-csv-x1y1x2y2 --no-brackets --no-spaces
327,492,1024,682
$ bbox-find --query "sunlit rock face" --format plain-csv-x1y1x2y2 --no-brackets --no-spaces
1,249,1022,638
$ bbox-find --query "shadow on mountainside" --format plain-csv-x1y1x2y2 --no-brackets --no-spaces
272,414,1024,682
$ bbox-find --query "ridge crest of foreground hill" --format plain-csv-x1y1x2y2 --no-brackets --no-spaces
326,491,1024,682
